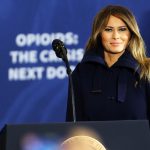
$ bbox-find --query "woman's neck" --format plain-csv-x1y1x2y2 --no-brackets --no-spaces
104,50,125,67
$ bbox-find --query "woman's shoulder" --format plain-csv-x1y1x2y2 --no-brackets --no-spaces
73,61,97,75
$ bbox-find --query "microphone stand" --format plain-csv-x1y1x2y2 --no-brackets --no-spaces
52,39,76,122
63,53,76,123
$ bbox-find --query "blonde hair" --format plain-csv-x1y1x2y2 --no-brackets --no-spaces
86,5,150,81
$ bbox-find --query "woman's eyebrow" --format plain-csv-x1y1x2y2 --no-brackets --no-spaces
105,25,127,28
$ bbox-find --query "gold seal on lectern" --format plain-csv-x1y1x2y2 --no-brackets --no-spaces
60,135,106,150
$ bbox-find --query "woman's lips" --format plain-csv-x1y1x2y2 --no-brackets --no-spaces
110,42,122,46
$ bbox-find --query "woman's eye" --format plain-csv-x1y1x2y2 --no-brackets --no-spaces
104,28,112,32
119,28,127,31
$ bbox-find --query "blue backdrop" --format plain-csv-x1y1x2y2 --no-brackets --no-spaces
0,0,150,130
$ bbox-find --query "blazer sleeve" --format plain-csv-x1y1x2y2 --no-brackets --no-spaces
146,81,150,124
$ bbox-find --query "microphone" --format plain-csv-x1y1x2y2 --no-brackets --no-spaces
52,39,76,122
52,39,67,62
52,39,71,75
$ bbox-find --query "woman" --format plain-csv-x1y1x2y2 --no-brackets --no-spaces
66,5,150,121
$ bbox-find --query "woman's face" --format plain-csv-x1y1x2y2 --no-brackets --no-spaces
101,15,131,54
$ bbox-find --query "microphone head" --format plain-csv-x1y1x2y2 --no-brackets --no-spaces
52,39,67,59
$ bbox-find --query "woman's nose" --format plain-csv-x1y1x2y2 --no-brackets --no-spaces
112,30,120,39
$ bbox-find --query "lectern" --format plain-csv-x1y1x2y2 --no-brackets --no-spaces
0,120,150,150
